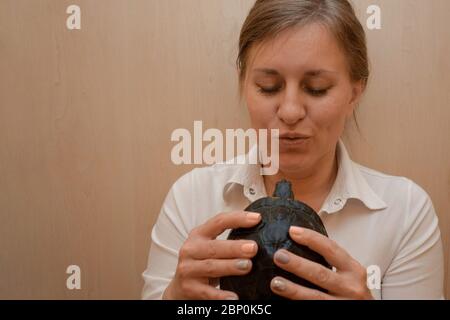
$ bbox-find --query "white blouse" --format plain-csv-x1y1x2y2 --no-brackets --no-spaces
142,139,444,300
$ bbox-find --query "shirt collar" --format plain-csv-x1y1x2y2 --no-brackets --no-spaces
221,145,264,202
320,139,388,214
221,138,388,214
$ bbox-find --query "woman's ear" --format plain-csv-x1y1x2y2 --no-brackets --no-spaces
347,80,364,116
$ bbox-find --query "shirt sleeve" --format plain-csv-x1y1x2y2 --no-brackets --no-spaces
381,180,445,299
141,172,193,300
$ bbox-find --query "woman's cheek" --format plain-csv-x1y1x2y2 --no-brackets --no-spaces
308,101,335,127
317,105,348,140
310,94,346,122
248,97,277,127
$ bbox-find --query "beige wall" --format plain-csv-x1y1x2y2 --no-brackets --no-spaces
0,0,448,299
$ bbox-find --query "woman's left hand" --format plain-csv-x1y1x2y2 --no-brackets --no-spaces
270,226,374,300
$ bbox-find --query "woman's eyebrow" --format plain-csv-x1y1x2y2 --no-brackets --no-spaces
304,69,338,76
253,68,280,76
253,68,338,76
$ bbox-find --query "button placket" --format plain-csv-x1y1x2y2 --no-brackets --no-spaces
243,183,260,202
330,197,346,212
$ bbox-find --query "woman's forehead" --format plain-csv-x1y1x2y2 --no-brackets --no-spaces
247,23,347,76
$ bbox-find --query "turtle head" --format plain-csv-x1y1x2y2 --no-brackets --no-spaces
273,179,294,200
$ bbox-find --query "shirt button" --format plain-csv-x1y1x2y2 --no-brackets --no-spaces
249,188,256,195
334,198,342,205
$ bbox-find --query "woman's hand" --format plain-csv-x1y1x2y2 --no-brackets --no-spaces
163,211,261,300
270,226,373,300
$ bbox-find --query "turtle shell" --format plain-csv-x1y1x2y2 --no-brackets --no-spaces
220,179,332,300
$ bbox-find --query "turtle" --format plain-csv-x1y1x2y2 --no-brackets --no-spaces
220,179,332,300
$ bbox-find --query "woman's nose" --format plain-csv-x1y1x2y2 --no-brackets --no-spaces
277,87,306,125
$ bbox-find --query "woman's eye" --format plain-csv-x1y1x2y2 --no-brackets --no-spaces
258,86,281,95
307,87,329,97
257,85,330,96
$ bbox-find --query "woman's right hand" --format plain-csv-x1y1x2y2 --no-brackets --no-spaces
162,211,261,300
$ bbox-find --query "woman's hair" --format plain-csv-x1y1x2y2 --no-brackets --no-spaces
237,0,369,129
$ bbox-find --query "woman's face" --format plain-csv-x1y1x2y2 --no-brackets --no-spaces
243,22,364,175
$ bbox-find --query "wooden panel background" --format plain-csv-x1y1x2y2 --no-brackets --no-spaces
0,0,448,299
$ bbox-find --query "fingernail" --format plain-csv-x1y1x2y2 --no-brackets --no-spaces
235,259,250,270
241,242,256,254
246,212,261,221
225,295,239,300
272,278,286,291
274,250,290,264
290,226,304,235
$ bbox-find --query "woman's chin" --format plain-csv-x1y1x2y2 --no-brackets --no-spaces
278,154,310,174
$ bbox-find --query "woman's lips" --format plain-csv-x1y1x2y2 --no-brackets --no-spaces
278,133,311,139
278,136,310,147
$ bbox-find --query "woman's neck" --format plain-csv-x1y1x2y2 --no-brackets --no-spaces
263,146,338,204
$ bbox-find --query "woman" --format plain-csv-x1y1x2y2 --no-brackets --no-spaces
142,0,444,300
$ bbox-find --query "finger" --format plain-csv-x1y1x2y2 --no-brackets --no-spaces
270,276,336,300
182,281,239,300
186,239,258,260
289,226,354,270
209,277,219,287
192,211,261,239
273,249,343,293
178,258,253,278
